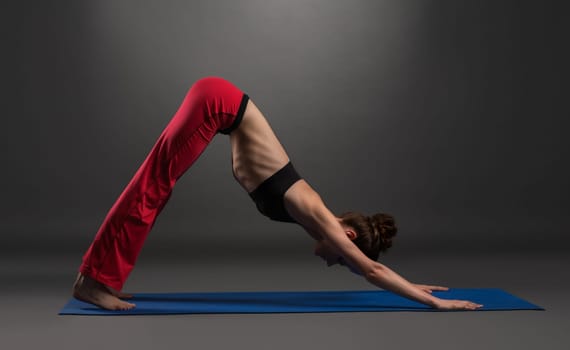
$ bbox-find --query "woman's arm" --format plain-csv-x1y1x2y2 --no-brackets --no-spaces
284,181,482,310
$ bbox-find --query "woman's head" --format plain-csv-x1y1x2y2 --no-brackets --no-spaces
339,211,398,261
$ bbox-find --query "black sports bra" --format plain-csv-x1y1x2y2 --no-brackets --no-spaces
248,162,301,223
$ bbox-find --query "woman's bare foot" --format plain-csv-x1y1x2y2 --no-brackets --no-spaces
72,273,136,311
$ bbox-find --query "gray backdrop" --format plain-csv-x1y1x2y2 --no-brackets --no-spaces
1,2,569,350
1,0,567,258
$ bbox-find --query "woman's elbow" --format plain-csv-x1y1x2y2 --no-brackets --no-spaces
364,262,386,282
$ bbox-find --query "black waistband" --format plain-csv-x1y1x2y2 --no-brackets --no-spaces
219,93,249,135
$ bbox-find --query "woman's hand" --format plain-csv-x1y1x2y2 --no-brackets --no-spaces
414,284,449,294
434,298,483,310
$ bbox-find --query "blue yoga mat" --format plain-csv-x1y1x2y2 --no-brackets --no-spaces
59,288,543,315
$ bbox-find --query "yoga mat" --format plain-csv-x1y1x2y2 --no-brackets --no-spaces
59,288,543,315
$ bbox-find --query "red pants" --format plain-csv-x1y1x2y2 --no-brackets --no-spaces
79,77,249,291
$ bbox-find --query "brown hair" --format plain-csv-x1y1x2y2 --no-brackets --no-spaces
340,212,398,261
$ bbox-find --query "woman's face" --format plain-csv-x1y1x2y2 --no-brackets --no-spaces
313,226,362,275
314,240,341,266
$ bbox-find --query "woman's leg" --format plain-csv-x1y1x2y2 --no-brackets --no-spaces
76,77,249,300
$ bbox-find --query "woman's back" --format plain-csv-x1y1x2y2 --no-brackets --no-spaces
230,100,291,193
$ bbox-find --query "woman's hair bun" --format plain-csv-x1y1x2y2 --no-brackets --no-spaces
369,213,398,252
339,211,398,260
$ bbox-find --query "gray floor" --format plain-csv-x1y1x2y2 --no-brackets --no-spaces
0,249,567,350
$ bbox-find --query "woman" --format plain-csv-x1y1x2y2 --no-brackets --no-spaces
73,77,482,311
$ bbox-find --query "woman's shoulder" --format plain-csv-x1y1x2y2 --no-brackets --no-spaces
284,180,319,206
284,180,335,230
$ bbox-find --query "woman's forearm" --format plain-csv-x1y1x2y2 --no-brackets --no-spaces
365,263,440,308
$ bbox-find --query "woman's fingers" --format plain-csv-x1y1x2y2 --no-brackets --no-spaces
458,300,483,310
429,285,449,291
417,284,450,292
455,300,483,310
435,299,483,310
